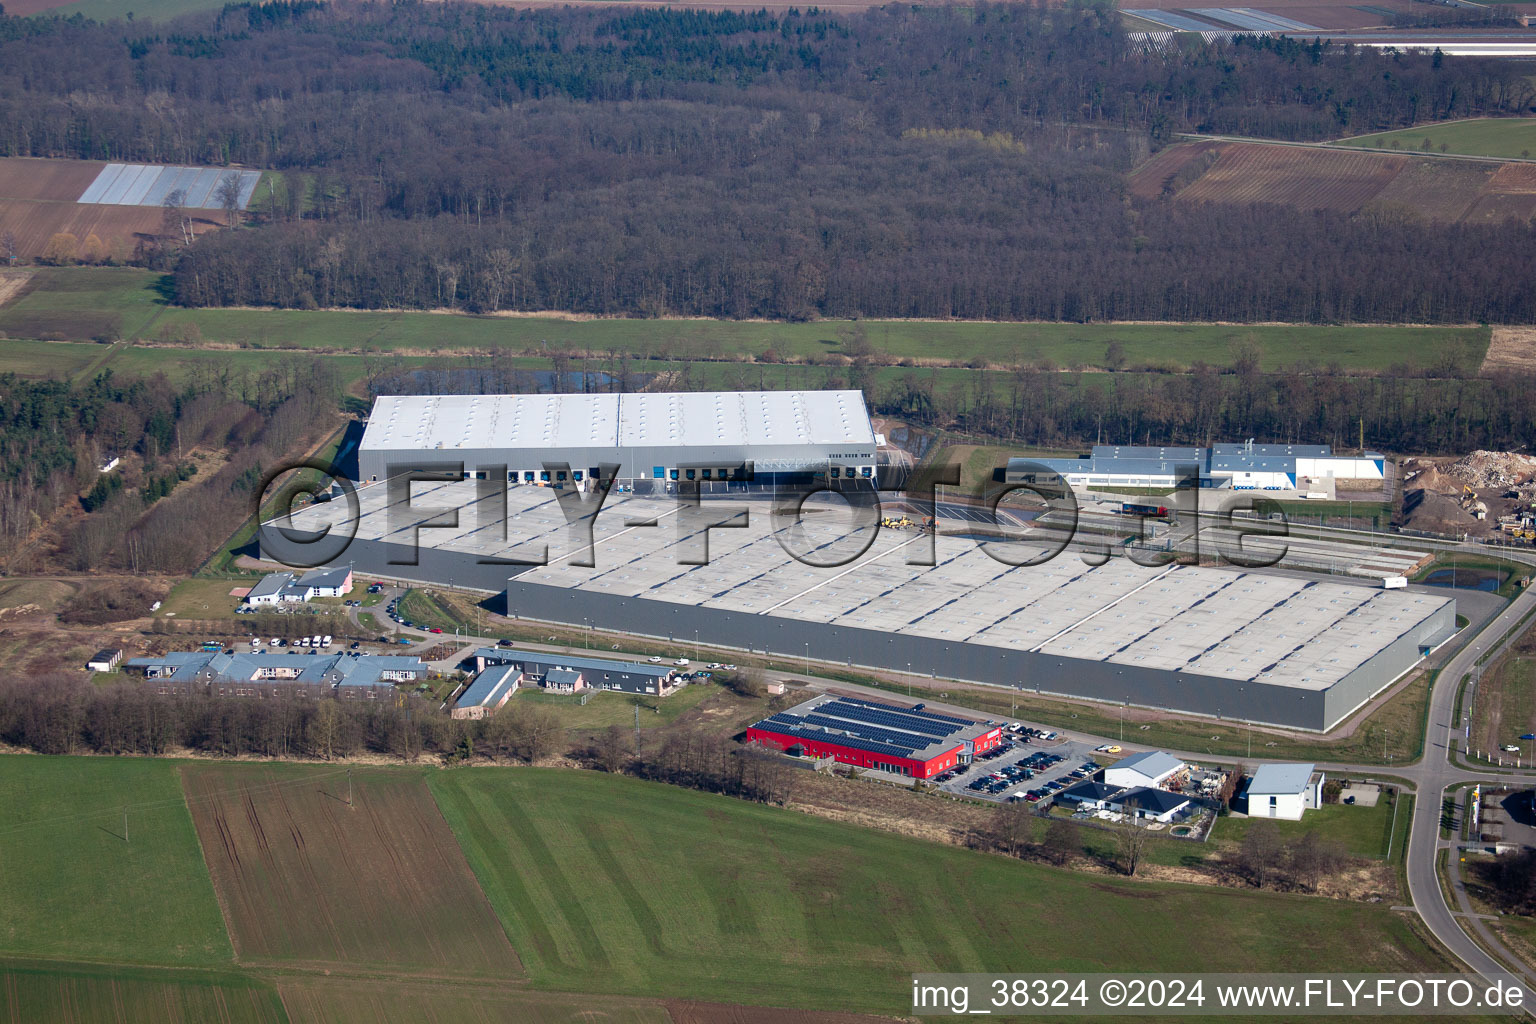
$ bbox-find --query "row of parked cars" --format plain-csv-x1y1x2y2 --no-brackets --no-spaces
1014,759,1101,803
385,598,444,634
969,750,1065,794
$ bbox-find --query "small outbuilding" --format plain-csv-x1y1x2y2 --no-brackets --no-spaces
452,664,520,720
86,648,123,673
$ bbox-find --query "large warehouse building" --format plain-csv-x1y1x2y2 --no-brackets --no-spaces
357,390,877,486
746,694,1003,778
264,475,1457,732
1006,442,1385,492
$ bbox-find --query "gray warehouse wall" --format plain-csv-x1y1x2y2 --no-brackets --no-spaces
256,529,1443,732
1321,600,1458,730
358,443,875,484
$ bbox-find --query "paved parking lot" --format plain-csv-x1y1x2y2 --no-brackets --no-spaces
934,731,1104,804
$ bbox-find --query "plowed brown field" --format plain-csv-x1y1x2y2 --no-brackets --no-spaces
1176,144,1405,209
0,157,225,259
1131,140,1536,222
181,764,523,977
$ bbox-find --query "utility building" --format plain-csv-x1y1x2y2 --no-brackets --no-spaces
1243,763,1325,820
357,390,877,486
1006,442,1385,492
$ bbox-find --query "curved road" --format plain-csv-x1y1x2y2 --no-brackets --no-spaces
358,561,1536,997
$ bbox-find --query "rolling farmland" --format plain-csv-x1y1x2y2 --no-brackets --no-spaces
276,977,676,1024
180,763,523,976
1337,118,1536,160
0,157,231,261
0,961,285,1024
0,757,232,966
1130,140,1536,222
429,767,1460,1016
0,268,1494,380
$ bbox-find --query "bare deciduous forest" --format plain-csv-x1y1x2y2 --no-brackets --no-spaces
0,2,1531,322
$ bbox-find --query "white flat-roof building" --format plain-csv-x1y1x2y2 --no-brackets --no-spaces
357,390,877,486
1007,442,1385,492
1244,763,1324,820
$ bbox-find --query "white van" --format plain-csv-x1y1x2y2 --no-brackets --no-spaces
322,635,332,647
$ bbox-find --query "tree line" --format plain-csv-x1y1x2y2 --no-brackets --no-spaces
0,2,1532,323
0,358,340,574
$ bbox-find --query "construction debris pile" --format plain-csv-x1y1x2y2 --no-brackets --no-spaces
1402,451,1536,541
1447,451,1536,490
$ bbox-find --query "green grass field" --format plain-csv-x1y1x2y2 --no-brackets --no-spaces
160,577,245,619
513,679,734,732
1216,798,1402,860
0,756,232,965
1337,119,1536,160
0,959,285,1024
42,0,224,23
0,267,1493,375
1472,651,1536,757
429,768,1454,1015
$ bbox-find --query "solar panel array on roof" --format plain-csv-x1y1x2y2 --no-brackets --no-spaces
756,713,921,758
832,695,974,728
798,712,927,749
821,700,962,738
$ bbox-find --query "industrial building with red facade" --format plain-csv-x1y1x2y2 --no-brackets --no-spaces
745,694,1003,778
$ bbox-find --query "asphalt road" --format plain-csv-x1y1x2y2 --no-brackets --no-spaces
353,542,1536,997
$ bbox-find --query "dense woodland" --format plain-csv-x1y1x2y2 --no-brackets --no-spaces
1,2,1534,322
0,360,337,574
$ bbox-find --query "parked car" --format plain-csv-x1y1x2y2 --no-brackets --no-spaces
1096,744,1121,753
429,627,443,634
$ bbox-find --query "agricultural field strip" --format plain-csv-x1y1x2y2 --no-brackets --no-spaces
0,765,353,842
180,764,524,976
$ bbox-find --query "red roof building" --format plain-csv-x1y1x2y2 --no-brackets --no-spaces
745,694,1003,779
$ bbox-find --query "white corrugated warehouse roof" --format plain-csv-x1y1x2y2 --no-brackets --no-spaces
360,391,874,451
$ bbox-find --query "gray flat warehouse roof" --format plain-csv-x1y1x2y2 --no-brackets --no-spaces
282,482,1453,703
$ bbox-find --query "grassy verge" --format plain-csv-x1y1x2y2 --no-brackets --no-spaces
199,422,349,576
1411,552,1523,599
1214,796,1400,860
846,669,1431,766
